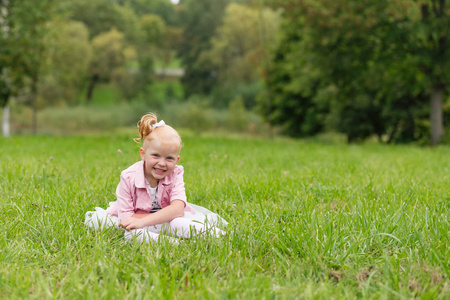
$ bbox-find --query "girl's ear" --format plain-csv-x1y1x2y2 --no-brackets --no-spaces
139,147,145,160
176,155,180,164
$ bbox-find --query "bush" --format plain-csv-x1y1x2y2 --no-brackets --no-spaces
164,97,217,134
8,101,149,134
4,94,267,136
226,96,248,132
210,81,265,109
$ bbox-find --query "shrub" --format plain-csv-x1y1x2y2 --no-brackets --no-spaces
8,101,149,134
226,96,248,132
165,97,216,134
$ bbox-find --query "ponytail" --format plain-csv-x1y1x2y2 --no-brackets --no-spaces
134,113,158,143
134,113,182,151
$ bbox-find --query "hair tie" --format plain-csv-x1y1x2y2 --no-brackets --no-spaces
151,120,165,130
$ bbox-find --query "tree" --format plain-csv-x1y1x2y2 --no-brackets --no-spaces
86,28,128,102
136,13,165,87
69,0,126,38
264,1,331,137
118,0,179,26
293,0,411,142
201,3,281,107
413,0,449,144
177,0,229,97
0,0,12,136
270,0,449,144
39,20,92,106
205,3,281,86
314,0,449,144
140,14,166,45
0,0,58,135
70,1,175,102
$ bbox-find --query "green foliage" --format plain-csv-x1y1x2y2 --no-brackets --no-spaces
194,3,281,109
119,0,179,26
114,4,142,44
5,0,448,144
89,84,122,106
268,0,450,144
38,20,92,107
0,0,60,134
381,94,430,144
226,96,248,132
112,68,143,101
140,14,166,45
145,81,184,104
170,97,217,134
86,28,140,102
68,0,168,104
90,28,127,81
1,134,450,298
211,81,265,109
266,16,327,137
68,0,137,39
203,3,281,86
328,94,383,143
162,97,266,136
0,0,58,93
132,14,169,96
177,0,230,97
8,101,147,134
4,89,266,136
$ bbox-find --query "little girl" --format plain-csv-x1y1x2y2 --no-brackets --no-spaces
85,113,227,243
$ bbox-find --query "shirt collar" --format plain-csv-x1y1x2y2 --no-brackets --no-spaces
135,160,146,188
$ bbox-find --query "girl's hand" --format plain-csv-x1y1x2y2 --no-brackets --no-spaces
118,201,184,230
119,217,145,231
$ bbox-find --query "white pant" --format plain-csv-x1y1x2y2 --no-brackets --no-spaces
84,207,226,244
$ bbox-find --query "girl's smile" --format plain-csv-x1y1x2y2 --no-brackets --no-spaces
140,138,180,187
153,167,166,174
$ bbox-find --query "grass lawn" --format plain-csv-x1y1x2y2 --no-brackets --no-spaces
0,133,449,299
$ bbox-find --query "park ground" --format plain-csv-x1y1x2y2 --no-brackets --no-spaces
0,132,449,299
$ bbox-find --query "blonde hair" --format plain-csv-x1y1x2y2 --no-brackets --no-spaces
134,113,182,150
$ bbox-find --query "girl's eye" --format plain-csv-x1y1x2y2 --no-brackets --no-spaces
152,154,159,158
167,157,174,161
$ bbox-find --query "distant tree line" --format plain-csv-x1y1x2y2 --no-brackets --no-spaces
178,0,449,144
1,0,182,135
0,0,448,144
265,0,449,144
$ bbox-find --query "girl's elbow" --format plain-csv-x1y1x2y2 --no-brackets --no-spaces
174,202,185,218
176,207,185,218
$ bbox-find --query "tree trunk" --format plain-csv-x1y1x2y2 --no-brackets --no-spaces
430,86,444,145
31,79,38,135
32,95,37,134
2,102,10,137
1,2,11,137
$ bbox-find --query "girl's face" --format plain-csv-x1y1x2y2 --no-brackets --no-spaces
140,138,180,187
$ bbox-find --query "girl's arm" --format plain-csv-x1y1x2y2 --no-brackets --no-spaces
116,174,137,219
119,200,185,231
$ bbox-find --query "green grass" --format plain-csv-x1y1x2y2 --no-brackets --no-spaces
89,84,122,106
1,133,449,299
